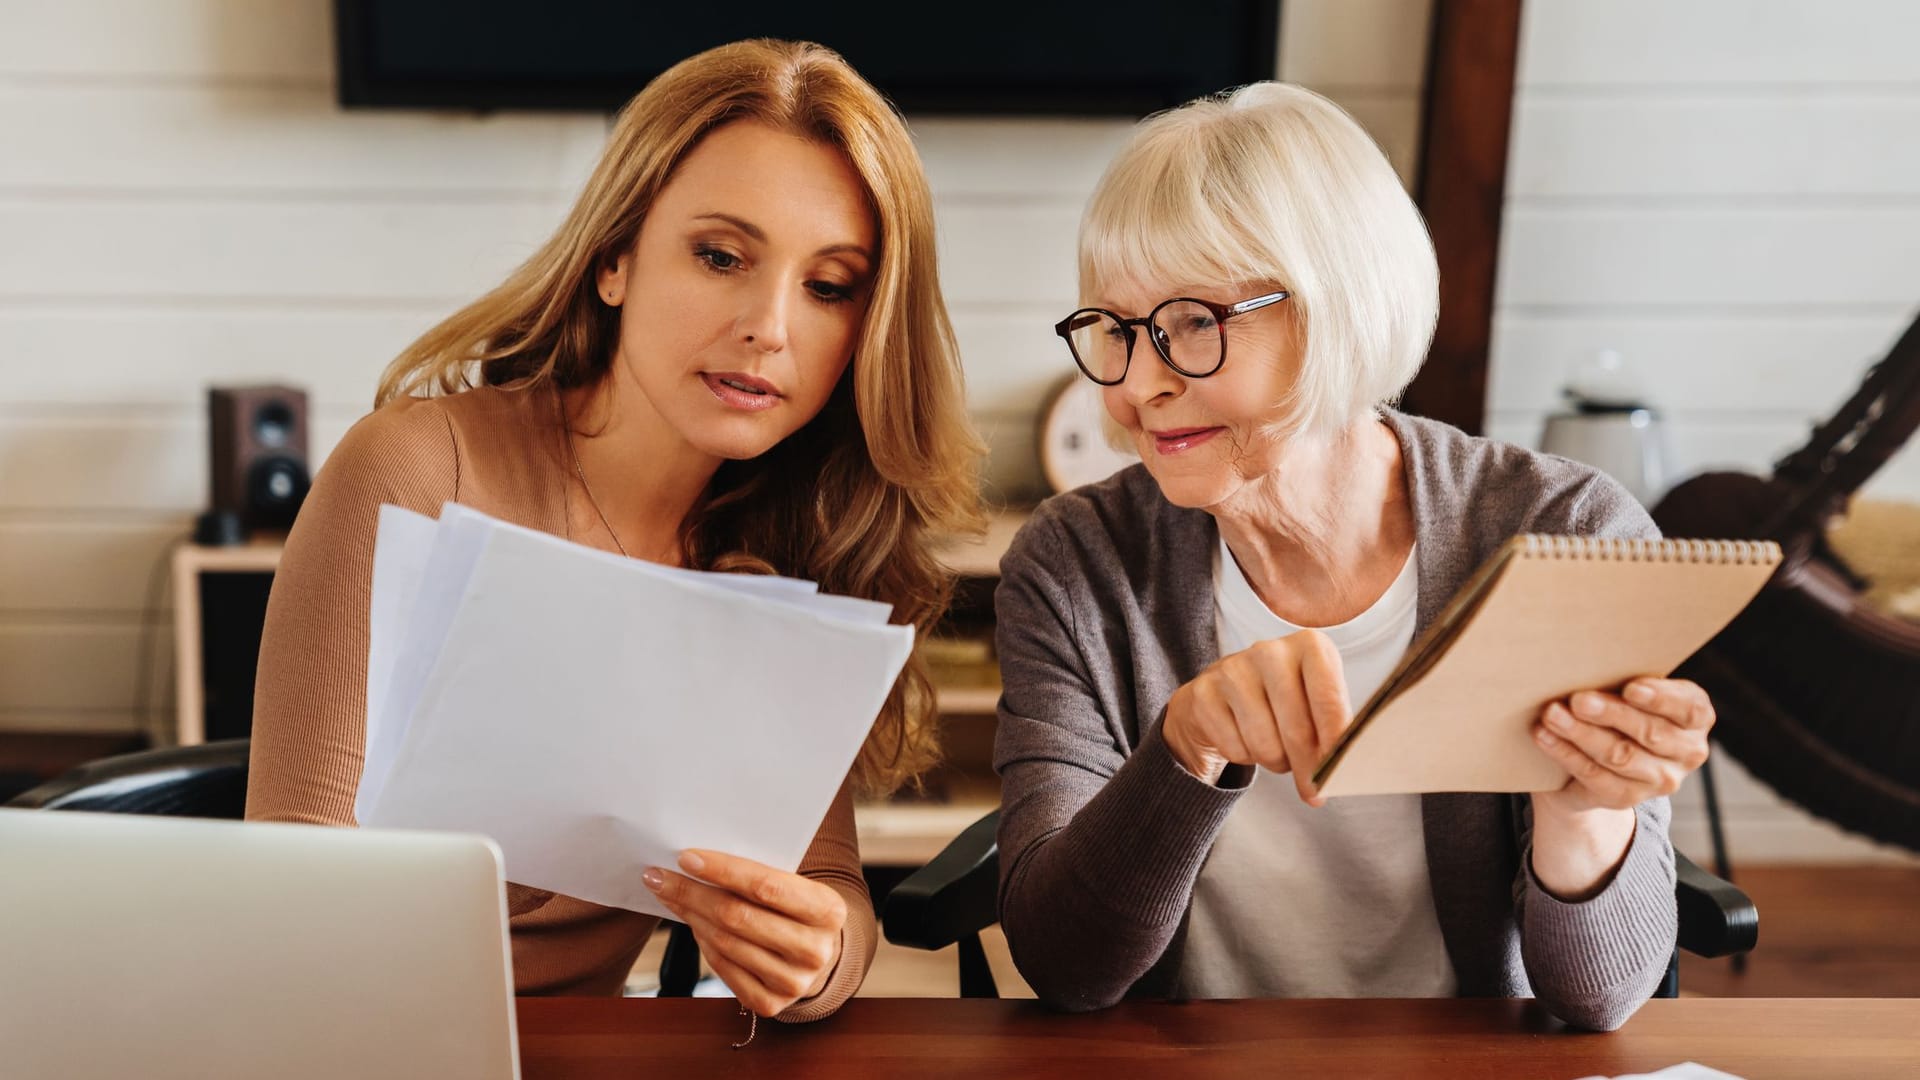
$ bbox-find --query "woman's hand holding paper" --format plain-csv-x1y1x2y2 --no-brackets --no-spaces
1528,676,1716,899
643,849,846,1017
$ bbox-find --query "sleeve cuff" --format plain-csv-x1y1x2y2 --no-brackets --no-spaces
1521,804,1677,1010
773,885,875,1024
1034,718,1250,927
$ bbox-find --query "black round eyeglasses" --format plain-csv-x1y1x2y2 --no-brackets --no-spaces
1054,290,1291,385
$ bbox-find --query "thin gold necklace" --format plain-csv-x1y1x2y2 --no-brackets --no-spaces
556,387,631,558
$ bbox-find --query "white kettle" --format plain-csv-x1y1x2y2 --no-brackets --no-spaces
1537,350,1670,507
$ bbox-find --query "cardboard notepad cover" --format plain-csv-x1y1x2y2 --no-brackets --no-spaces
1311,535,1781,798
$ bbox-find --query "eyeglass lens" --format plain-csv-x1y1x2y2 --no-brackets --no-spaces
1066,300,1222,384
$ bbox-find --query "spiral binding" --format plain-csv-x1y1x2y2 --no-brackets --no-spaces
1519,535,1782,564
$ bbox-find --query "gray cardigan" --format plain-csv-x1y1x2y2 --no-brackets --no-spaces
992,410,1677,1031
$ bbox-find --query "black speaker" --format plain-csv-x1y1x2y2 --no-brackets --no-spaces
207,385,310,534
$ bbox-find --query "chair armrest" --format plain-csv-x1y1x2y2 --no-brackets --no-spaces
5,739,251,818
1675,850,1759,958
881,809,1001,951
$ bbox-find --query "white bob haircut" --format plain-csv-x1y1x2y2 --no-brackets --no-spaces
1078,82,1439,441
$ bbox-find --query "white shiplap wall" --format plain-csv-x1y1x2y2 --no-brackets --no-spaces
2,0,608,741
1492,0,1920,495
1493,0,1920,863
9,1,1902,866
0,0,1429,738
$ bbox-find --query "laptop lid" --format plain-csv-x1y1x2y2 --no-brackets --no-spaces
0,810,518,1080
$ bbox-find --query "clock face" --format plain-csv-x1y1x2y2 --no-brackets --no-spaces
1039,375,1140,494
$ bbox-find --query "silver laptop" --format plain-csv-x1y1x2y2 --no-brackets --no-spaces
0,809,519,1080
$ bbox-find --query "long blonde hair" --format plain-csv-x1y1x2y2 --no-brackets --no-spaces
378,39,984,795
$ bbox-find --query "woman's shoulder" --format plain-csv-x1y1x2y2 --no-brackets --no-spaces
1006,463,1211,582
321,392,459,503
1384,409,1656,541
321,384,552,514
425,381,549,432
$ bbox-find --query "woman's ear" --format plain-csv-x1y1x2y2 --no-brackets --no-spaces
596,252,630,307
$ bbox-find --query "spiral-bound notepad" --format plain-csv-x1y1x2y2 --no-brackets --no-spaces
1311,534,1782,798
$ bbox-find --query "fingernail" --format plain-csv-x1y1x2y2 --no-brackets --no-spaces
642,867,665,891
1535,726,1559,748
1546,704,1574,732
678,850,706,874
1625,683,1655,706
1573,693,1604,718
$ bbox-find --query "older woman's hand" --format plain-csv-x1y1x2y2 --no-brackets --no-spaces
1527,676,1715,899
643,849,847,1017
1161,629,1352,802
1532,676,1715,813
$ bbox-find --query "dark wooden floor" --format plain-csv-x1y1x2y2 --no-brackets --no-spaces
1681,865,1920,997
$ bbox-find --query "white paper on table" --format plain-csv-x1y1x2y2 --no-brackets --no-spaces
357,502,913,920
1572,1063,1747,1080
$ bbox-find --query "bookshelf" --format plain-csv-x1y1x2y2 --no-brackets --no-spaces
171,540,288,747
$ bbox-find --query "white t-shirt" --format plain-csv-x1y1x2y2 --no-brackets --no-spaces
1172,537,1459,999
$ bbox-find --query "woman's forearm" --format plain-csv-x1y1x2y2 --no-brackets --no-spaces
1518,799,1678,1031
998,724,1244,1010
1528,800,1636,901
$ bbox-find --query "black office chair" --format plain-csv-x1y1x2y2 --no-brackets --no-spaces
882,809,1759,1000
5,739,251,817
4,739,710,997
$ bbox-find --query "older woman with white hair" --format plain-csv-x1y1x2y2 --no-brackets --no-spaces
993,83,1716,1031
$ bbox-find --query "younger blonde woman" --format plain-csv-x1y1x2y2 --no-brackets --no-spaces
247,39,981,1021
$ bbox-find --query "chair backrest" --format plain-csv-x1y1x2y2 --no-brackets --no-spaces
4,739,250,818
1651,306,1920,853
1765,308,1920,542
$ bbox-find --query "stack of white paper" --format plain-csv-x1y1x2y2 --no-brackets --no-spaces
355,502,914,921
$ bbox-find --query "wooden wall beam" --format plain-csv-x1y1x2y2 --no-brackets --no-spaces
1401,0,1525,435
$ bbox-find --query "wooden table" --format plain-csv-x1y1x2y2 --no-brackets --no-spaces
515,997,1920,1078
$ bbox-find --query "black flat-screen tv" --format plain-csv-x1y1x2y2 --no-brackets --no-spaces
335,2,1280,115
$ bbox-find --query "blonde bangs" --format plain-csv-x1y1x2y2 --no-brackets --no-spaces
1078,120,1279,304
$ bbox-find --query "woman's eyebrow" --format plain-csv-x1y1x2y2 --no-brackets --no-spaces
694,211,766,241
693,212,872,263
816,242,873,263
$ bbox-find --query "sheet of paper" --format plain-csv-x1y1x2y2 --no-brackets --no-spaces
357,504,439,823
360,505,496,821
1572,1063,1745,1080
358,503,866,824
357,503,913,920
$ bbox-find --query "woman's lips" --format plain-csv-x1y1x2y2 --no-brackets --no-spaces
1150,426,1224,455
702,372,783,411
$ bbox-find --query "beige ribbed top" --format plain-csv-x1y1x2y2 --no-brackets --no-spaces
243,382,874,1020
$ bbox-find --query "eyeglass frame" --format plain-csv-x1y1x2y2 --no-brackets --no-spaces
1053,289,1292,385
